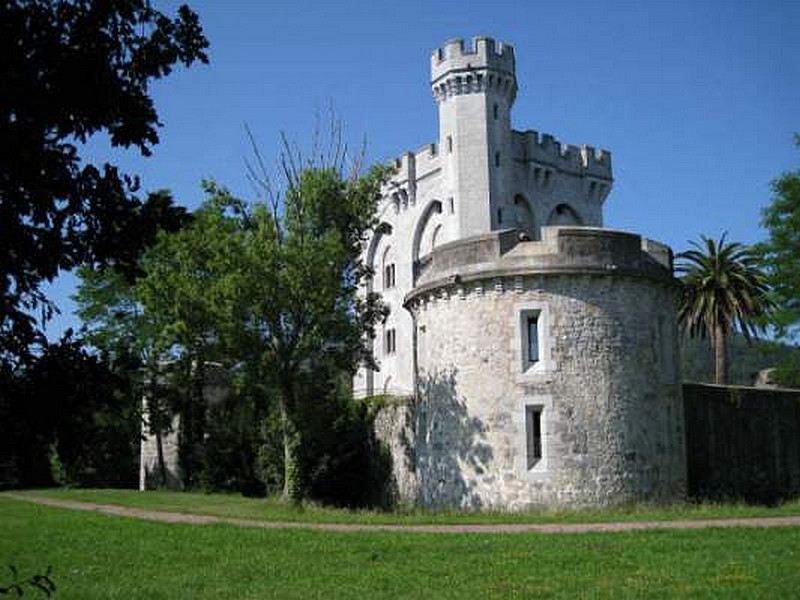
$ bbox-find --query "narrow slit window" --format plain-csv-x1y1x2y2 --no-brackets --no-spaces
385,329,396,355
447,135,453,153
383,264,396,289
526,405,543,468
495,152,500,167
493,103,498,120
527,315,539,363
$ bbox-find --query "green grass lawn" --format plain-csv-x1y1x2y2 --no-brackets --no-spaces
2,496,800,599
12,487,800,525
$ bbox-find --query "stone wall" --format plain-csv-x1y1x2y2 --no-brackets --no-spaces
391,228,687,510
139,412,181,491
683,383,800,503
139,362,231,491
372,397,418,506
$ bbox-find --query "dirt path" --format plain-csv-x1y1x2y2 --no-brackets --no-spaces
6,493,800,535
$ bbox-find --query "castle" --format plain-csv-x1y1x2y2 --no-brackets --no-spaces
358,37,687,509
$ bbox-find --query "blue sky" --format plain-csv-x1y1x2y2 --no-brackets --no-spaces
43,0,800,339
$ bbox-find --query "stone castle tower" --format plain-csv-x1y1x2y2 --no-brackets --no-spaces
359,37,686,509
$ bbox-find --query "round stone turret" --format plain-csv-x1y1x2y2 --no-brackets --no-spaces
404,227,686,509
431,37,517,105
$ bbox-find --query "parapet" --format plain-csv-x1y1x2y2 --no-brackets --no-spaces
431,36,515,83
408,227,675,298
512,130,613,180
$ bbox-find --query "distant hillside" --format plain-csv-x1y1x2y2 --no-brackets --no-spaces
680,334,800,386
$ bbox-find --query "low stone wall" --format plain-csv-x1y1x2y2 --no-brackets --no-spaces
683,383,800,503
139,412,182,491
139,362,231,491
372,396,418,506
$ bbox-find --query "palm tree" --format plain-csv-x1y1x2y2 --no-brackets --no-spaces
676,234,774,385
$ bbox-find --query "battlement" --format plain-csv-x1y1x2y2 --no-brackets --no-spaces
431,36,515,83
512,130,613,180
391,142,440,184
382,142,442,211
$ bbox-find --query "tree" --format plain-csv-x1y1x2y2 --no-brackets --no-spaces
243,139,391,503
74,224,173,487
75,142,391,500
134,126,391,501
1,332,140,488
757,135,800,338
135,183,254,488
676,234,774,385
0,0,208,367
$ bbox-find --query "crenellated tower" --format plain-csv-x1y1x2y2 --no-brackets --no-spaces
432,37,517,238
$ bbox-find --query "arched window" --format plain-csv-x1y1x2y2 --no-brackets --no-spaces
381,245,396,289
513,194,538,240
430,224,443,253
547,204,582,226
411,200,444,263
365,222,392,293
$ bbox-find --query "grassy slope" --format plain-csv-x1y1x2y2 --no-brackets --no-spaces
12,488,800,525
3,497,800,599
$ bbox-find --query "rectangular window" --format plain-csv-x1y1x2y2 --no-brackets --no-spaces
526,405,543,469
385,329,396,355
527,315,539,363
383,264,396,289
447,135,453,153
518,306,552,376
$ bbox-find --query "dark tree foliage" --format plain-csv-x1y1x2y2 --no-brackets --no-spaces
0,0,207,366
679,333,800,386
0,333,141,489
300,380,393,508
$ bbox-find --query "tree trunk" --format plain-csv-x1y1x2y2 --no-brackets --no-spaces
714,323,728,385
280,396,303,504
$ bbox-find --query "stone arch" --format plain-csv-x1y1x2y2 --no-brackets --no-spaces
365,222,393,293
547,203,583,226
513,194,538,240
411,200,443,262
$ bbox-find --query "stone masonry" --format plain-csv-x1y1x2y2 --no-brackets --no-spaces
354,36,612,400
360,37,687,509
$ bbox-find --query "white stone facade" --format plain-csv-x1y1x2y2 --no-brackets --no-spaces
359,37,686,509
354,36,612,399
